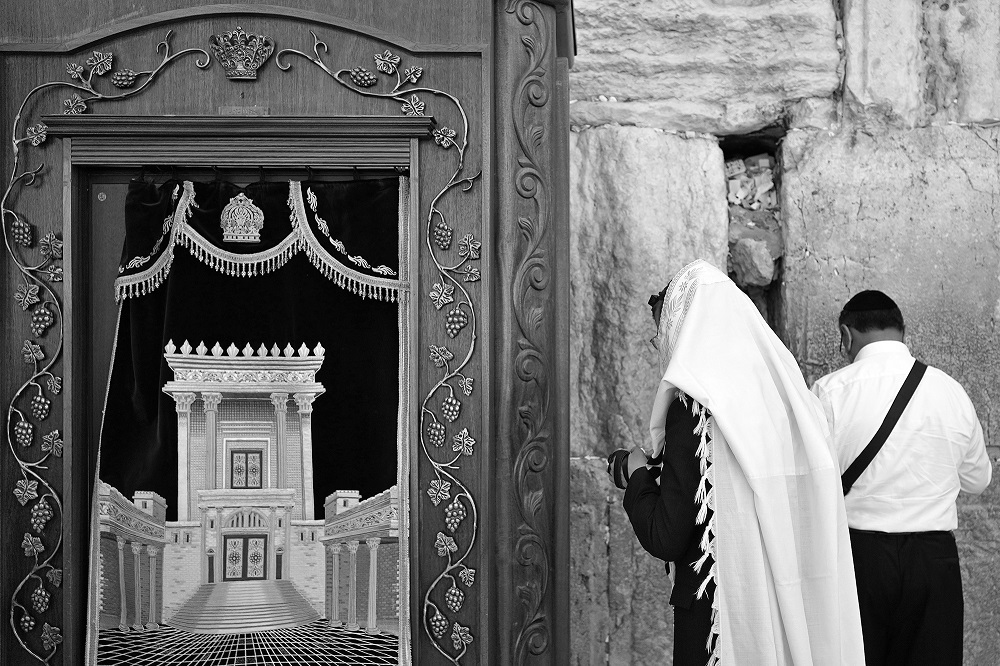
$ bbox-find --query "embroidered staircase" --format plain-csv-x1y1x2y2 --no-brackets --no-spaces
168,580,320,634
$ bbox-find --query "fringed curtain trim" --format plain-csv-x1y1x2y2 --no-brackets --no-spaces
114,180,406,303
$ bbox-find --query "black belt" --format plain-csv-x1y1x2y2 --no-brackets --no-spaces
849,528,952,537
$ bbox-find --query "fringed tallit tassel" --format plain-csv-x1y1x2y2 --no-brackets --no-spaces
689,400,721,666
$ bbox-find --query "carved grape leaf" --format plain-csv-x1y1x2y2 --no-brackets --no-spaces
65,63,83,80
22,340,44,364
462,266,481,282
427,479,451,506
403,66,423,84
46,569,62,588
429,282,455,310
401,94,425,117
45,265,64,282
452,428,475,456
46,376,62,395
40,623,62,651
14,479,39,506
42,431,63,457
434,532,458,557
458,234,481,260
63,94,87,115
459,567,476,587
14,283,40,310
374,50,400,75
459,376,474,396
433,127,456,149
21,533,44,557
39,233,62,259
451,622,473,651
429,345,454,368
26,123,47,146
86,51,113,76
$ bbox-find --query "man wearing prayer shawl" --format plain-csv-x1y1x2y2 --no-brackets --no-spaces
812,290,992,666
609,260,865,665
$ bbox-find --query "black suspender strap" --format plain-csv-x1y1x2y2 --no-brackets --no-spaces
841,360,928,495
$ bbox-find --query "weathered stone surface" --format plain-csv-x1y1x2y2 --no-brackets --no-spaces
570,457,674,665
569,0,841,134
844,0,1000,126
730,238,775,287
570,127,728,458
780,125,1000,663
923,0,1000,124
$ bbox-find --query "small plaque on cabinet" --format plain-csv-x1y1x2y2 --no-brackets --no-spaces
218,106,270,116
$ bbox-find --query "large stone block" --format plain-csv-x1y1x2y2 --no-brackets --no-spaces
844,0,1000,125
569,0,841,134
780,125,1000,662
570,457,674,665
570,127,728,458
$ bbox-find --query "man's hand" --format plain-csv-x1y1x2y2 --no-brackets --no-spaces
608,447,650,490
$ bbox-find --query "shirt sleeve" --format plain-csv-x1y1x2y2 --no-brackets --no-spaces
958,409,992,495
811,379,840,468
622,399,701,563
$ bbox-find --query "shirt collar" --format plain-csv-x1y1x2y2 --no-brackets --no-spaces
854,340,911,364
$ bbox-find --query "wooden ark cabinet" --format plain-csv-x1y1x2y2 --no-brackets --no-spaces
0,2,573,664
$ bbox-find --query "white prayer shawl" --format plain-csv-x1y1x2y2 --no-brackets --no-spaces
649,260,865,665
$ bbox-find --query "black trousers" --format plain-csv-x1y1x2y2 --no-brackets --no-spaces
849,529,963,666
672,582,716,666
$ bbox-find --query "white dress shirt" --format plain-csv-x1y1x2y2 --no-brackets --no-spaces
812,340,992,532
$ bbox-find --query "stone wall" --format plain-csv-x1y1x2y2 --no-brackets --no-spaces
289,522,326,616
568,0,1000,663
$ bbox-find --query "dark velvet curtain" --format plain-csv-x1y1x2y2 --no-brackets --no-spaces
100,178,400,521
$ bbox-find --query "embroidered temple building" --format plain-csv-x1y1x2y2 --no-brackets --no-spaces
99,341,335,633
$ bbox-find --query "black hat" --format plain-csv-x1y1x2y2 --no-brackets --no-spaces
842,290,898,312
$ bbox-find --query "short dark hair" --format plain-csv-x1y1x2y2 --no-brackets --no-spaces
838,296,905,333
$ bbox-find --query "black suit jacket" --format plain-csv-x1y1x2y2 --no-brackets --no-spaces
623,397,713,609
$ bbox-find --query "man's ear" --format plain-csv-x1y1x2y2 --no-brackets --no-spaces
839,324,852,355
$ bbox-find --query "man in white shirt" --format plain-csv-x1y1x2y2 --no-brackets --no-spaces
812,290,992,666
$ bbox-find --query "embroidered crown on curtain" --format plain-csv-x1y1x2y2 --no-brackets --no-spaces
115,178,408,302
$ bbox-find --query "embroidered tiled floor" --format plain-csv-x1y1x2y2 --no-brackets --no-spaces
96,621,398,665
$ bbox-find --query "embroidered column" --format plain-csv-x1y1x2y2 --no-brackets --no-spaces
365,538,381,634
294,392,316,519
172,393,196,520
283,506,292,579
270,393,288,489
116,537,128,632
269,507,278,579
346,540,360,630
202,392,223,490
146,546,159,629
329,543,342,626
131,542,144,631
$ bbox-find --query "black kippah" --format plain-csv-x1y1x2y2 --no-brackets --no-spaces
843,290,898,312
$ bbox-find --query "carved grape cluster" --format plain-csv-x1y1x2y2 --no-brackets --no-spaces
31,499,53,533
31,306,54,337
427,421,446,447
11,219,33,247
111,69,137,88
30,395,51,420
445,585,464,613
433,220,453,250
444,498,466,533
349,67,377,87
445,307,468,338
20,614,35,632
30,587,50,614
441,396,461,423
429,610,449,638
14,421,33,447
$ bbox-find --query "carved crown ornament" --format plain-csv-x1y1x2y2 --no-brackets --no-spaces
209,26,275,80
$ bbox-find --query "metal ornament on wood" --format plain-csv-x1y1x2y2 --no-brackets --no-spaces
209,27,275,81
2,31,210,664
220,193,264,243
277,36,482,664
